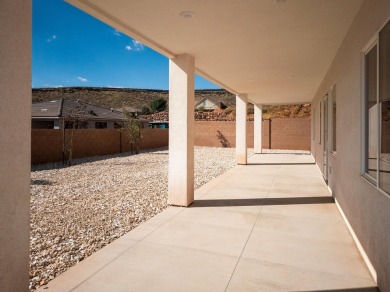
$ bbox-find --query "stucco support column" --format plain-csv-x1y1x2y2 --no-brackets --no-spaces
168,54,195,207
254,104,263,154
236,94,247,165
0,1,31,291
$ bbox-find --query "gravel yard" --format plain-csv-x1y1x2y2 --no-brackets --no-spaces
30,146,238,291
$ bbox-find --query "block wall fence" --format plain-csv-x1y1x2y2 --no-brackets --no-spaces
31,128,169,165
194,119,311,150
32,118,310,165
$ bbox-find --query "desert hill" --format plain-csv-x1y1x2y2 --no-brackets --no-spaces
32,87,235,110
32,87,311,118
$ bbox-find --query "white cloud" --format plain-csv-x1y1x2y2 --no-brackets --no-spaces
43,84,63,88
132,40,144,51
77,76,88,83
113,29,121,37
47,35,57,42
107,85,124,88
125,40,145,52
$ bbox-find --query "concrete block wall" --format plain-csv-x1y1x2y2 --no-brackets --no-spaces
194,119,310,150
72,129,121,159
31,130,64,164
122,128,169,152
32,119,309,165
32,129,169,165
270,119,311,150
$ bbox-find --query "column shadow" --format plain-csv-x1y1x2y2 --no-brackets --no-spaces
190,196,334,208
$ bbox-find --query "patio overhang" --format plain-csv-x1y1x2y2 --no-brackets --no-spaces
66,0,364,105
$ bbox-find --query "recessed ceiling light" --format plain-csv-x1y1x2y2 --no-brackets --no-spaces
276,0,286,4
180,11,195,19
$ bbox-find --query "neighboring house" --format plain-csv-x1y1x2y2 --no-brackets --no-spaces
32,99,125,129
149,121,169,129
115,106,141,117
194,97,226,111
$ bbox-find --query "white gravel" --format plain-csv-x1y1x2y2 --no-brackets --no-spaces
30,146,238,291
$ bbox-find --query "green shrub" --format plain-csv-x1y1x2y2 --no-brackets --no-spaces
224,108,233,114
141,105,153,115
197,105,205,112
149,97,167,113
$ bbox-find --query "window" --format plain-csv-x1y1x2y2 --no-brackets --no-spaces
32,120,54,129
364,43,378,180
332,85,337,153
379,20,390,194
319,101,322,144
95,122,107,129
363,19,390,196
312,108,315,140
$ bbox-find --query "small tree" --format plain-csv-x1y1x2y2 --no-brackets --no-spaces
141,105,153,115
62,103,89,166
122,109,143,154
224,107,233,114
197,105,205,112
149,97,167,113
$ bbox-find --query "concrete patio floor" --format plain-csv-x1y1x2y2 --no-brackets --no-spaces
38,153,377,292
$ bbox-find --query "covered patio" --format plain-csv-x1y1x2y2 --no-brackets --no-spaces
2,0,389,291
38,152,376,291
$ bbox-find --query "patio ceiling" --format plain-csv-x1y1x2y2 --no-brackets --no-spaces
66,0,364,104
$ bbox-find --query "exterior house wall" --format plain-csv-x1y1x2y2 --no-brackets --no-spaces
32,120,56,129
54,119,60,129
311,1,390,290
0,1,31,291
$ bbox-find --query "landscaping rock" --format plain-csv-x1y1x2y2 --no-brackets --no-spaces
30,147,237,291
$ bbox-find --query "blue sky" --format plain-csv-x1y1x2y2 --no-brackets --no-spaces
32,0,219,90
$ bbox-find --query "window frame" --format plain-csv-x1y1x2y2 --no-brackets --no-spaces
319,101,322,145
95,121,108,129
330,83,337,156
361,39,379,185
312,108,315,141
361,18,390,199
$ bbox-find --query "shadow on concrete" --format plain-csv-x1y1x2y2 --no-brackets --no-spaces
256,152,311,155
247,162,315,166
190,196,334,208
301,287,379,292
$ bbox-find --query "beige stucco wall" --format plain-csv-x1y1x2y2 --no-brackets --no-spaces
311,1,390,290
0,0,32,291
